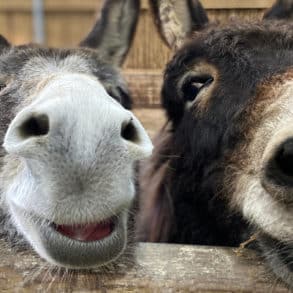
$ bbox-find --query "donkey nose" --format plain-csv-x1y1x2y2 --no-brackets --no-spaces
119,114,153,159
266,139,293,187
3,105,152,161
3,74,152,159
3,110,51,155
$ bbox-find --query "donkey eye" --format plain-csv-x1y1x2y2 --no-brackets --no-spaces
182,76,213,102
0,83,6,92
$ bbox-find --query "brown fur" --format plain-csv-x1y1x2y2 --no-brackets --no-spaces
137,123,174,241
223,69,293,210
139,0,293,287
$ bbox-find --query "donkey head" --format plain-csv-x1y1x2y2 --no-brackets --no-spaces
0,0,152,269
139,0,293,287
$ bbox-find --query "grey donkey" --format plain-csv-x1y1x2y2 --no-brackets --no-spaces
0,0,152,269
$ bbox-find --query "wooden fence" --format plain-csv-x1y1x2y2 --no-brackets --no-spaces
0,239,290,292
0,0,275,70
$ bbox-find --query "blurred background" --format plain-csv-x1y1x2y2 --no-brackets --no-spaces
0,0,275,69
0,0,275,135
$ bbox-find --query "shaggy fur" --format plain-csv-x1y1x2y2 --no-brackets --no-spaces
0,0,153,272
138,0,293,288
0,46,131,241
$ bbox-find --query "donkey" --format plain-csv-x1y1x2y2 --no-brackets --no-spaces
0,0,152,269
138,0,293,287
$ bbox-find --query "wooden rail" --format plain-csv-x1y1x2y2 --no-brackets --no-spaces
202,0,275,9
124,70,163,107
0,239,290,292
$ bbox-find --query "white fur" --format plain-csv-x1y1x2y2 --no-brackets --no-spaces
242,179,293,241
3,74,152,265
236,80,293,242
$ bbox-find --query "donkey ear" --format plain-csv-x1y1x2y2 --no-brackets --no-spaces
263,0,293,20
149,0,209,50
0,35,10,52
80,0,140,67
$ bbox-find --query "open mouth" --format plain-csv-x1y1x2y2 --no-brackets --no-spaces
52,218,115,242
10,202,128,268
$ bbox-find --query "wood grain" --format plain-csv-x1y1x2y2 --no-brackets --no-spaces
202,0,275,9
0,0,271,69
0,239,290,292
124,70,163,107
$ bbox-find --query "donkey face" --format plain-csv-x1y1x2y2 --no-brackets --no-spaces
139,0,293,287
0,0,152,269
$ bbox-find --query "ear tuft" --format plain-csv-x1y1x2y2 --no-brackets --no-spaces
0,35,10,52
263,0,293,20
189,0,209,30
80,0,140,67
149,0,209,50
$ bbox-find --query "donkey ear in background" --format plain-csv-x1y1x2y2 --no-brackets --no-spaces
263,0,293,20
80,0,140,67
0,35,10,52
149,0,209,50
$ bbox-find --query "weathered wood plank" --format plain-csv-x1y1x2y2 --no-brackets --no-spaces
124,70,163,107
202,0,275,9
0,239,290,292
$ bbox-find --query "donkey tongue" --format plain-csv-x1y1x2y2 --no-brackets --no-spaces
55,222,112,242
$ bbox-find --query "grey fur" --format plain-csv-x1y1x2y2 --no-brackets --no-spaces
80,0,140,66
0,0,147,270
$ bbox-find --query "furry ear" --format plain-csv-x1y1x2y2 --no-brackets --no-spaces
149,0,209,50
80,0,140,67
263,0,293,20
0,35,10,53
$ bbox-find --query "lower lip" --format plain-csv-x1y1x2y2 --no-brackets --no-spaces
51,218,115,242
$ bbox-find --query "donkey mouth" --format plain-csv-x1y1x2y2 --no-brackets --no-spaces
52,218,115,242
10,202,129,268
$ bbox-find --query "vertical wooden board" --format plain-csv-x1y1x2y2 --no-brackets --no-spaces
0,13,10,40
9,12,33,45
45,12,96,47
123,9,172,70
124,7,266,70
0,1,279,69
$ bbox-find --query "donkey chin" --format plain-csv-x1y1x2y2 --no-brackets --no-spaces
231,98,293,286
8,198,131,269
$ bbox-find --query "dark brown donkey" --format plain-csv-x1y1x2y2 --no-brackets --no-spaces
138,0,293,288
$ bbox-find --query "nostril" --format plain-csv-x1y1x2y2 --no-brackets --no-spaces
121,118,139,143
19,114,49,138
266,139,293,186
119,115,152,159
275,140,293,177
